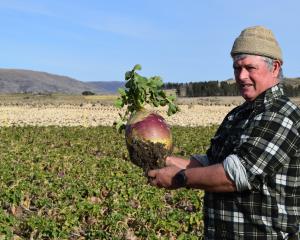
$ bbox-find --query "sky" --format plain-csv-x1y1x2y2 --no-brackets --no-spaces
0,1,299,83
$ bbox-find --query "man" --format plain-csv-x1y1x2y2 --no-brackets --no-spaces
148,26,300,239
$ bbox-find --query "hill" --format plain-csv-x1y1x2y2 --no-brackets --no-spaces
282,77,300,87
0,68,126,94
0,69,100,94
86,81,124,93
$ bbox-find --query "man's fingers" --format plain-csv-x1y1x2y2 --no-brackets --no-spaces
147,169,158,178
165,156,172,166
147,170,161,187
148,176,157,186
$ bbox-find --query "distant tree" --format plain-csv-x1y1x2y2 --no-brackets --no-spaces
186,83,195,97
82,91,95,96
162,78,300,97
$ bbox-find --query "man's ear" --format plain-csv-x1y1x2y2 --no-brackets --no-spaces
272,60,281,77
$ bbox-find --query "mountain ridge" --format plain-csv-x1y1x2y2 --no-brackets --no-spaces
0,68,298,94
0,68,124,94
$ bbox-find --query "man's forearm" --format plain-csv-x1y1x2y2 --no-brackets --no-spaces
185,163,237,192
166,156,202,169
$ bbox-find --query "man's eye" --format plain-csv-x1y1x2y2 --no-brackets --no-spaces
246,66,255,71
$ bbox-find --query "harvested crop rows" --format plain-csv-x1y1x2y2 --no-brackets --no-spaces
0,104,235,127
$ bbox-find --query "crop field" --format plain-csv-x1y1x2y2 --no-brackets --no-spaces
1,94,299,239
0,125,218,239
0,94,240,127
1,94,299,128
0,104,235,127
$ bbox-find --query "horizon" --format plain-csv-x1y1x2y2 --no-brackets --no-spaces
0,68,299,85
0,1,299,83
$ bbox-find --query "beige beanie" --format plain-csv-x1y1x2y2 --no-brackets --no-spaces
231,26,283,63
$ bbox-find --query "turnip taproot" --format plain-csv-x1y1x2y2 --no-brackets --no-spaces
115,64,179,172
125,109,173,171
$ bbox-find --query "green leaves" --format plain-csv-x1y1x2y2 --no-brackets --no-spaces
114,98,124,109
115,64,179,131
133,64,142,71
0,125,218,238
167,102,179,116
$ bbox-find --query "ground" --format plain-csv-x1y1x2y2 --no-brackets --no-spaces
0,94,299,127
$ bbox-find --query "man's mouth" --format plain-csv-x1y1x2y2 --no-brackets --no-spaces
240,83,253,89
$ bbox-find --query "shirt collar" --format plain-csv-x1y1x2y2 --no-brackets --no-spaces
242,83,284,110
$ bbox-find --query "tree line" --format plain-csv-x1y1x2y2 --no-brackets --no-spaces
164,78,300,97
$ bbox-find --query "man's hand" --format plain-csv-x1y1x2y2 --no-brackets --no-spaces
147,166,182,189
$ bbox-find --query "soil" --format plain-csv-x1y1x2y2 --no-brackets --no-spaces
126,139,172,173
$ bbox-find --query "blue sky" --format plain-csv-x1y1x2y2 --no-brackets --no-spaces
0,1,299,83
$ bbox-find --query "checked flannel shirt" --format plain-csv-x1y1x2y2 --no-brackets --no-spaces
204,84,300,240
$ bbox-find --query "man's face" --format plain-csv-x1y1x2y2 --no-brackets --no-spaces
233,55,279,101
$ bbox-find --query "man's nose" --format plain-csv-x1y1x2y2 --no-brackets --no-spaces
236,68,248,79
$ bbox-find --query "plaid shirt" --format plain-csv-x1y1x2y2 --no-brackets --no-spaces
204,84,300,240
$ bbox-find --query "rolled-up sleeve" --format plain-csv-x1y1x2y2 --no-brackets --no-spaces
223,154,251,191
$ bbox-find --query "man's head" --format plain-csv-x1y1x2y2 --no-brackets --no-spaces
231,26,283,101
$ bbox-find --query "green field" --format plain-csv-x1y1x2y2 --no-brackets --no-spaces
0,125,217,239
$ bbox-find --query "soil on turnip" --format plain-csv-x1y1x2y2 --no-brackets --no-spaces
126,139,172,173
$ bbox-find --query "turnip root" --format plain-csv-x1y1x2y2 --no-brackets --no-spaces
115,64,179,172
125,109,173,171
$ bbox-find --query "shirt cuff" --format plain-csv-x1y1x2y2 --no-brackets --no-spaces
223,154,252,191
190,154,209,167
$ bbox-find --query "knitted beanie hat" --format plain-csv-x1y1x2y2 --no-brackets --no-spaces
231,26,283,63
